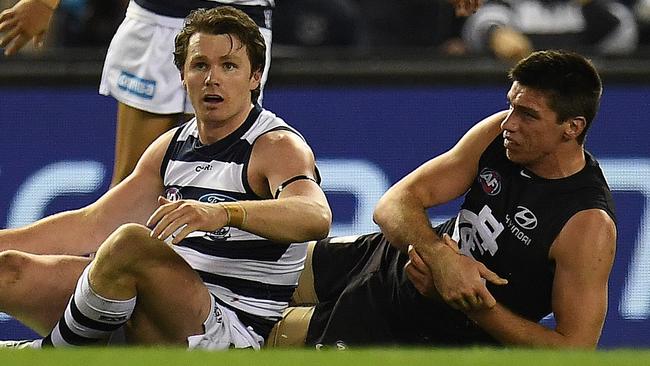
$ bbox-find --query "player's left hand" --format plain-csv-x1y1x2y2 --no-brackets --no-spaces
146,196,228,244
405,245,440,300
0,0,55,56
448,0,483,16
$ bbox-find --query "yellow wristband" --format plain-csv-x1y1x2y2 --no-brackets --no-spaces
222,201,247,228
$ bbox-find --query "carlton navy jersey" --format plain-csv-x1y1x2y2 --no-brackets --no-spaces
450,135,616,321
160,104,311,337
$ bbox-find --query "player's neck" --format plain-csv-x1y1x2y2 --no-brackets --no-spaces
197,104,253,145
527,145,586,179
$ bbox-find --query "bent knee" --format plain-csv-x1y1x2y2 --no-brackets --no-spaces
98,224,158,261
0,250,34,288
97,223,176,268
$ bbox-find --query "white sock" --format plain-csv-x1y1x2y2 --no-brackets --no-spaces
43,264,136,347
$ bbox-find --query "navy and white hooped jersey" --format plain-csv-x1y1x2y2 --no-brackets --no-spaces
160,104,311,337
449,135,616,322
133,0,274,26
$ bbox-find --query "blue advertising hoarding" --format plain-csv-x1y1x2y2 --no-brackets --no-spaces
0,85,648,347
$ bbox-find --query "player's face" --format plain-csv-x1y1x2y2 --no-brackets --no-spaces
182,32,261,130
501,81,568,170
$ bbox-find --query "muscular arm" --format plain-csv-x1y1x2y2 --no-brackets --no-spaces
238,130,332,242
465,209,616,348
374,111,506,252
0,130,173,255
148,130,332,244
375,111,508,310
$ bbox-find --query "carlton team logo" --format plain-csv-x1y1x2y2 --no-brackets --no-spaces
478,168,502,196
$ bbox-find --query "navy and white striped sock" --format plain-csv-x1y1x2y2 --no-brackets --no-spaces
43,265,136,347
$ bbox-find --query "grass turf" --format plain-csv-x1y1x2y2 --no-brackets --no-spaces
2,347,650,366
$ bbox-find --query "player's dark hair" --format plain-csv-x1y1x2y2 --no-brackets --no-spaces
174,6,266,103
509,50,602,145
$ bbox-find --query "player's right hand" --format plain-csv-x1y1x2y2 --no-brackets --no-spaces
0,0,55,56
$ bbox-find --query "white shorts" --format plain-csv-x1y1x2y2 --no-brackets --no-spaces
187,294,266,350
99,1,272,114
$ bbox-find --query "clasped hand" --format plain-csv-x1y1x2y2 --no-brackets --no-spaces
146,196,228,245
405,233,507,312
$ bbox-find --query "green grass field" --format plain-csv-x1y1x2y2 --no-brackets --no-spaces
2,348,650,366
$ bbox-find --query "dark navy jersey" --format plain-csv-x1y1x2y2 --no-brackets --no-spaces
450,135,616,321
308,134,615,346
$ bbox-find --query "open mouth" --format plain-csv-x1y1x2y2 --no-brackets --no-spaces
203,94,224,104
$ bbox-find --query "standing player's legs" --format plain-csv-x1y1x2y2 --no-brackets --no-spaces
0,252,90,335
110,104,184,186
257,26,272,103
99,2,190,187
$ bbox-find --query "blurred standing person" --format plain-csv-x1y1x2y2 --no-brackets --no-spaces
462,0,638,63
0,0,274,187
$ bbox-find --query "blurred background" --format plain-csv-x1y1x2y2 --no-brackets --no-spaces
1,0,650,349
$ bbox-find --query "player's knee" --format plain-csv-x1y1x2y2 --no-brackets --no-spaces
97,223,154,267
0,250,32,289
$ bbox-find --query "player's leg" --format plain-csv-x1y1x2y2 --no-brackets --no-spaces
110,103,182,186
269,240,316,347
257,26,272,104
0,251,90,335
291,241,318,305
43,223,212,347
267,306,314,347
269,234,382,347
99,2,190,187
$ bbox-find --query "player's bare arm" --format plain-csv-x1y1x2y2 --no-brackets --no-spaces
465,209,616,348
0,129,173,256
148,130,331,244
374,110,507,250
374,110,508,311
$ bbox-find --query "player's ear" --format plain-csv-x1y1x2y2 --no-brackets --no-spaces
249,69,262,90
180,73,187,90
563,117,586,141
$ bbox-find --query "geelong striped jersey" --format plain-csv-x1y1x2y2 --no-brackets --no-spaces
160,104,311,337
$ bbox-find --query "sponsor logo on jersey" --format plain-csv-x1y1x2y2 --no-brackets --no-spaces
514,206,538,229
117,71,156,100
195,164,213,172
99,315,127,323
478,167,502,196
165,187,182,201
198,193,237,241
505,212,533,246
214,306,223,324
